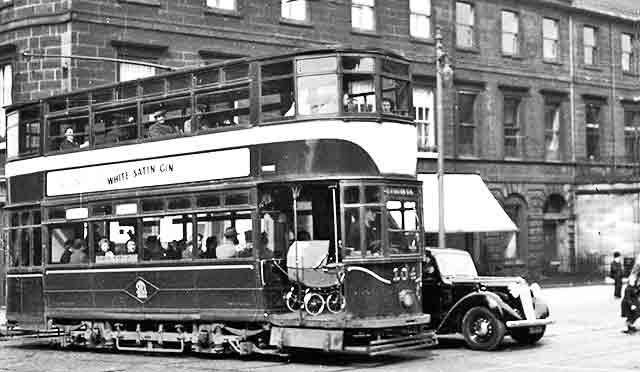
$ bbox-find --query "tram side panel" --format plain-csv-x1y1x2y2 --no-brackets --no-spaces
45,265,261,323
6,276,46,328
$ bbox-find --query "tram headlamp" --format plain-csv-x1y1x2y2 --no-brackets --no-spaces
398,289,416,309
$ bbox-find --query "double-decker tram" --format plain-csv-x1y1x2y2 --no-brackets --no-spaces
4,47,436,355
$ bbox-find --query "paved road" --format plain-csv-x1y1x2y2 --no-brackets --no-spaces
1,284,638,372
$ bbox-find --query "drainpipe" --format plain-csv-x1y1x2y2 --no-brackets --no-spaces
569,16,576,164
610,22,617,179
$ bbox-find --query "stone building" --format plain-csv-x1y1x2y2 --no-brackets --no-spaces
1,0,640,303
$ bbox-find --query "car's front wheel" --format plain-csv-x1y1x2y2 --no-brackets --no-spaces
510,326,546,345
461,306,506,351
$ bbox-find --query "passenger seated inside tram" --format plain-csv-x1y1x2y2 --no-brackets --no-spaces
69,239,89,264
216,227,246,259
97,238,116,260
124,239,137,255
59,239,73,264
344,94,358,113
184,105,212,133
199,236,217,259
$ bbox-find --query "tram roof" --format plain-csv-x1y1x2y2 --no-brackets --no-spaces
6,46,408,112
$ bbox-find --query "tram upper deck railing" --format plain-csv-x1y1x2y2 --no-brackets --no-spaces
6,47,413,161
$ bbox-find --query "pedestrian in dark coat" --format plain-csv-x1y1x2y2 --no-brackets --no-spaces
611,251,624,298
622,256,640,333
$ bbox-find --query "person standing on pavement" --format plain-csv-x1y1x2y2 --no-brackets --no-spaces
621,255,640,333
611,251,624,298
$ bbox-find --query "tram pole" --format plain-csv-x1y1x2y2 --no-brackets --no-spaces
435,28,452,251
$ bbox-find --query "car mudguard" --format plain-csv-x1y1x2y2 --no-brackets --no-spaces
435,291,520,333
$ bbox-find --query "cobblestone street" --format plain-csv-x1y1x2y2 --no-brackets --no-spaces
2,284,638,372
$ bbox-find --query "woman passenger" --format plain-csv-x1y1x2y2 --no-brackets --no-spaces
125,239,137,255
69,239,88,264
97,238,116,258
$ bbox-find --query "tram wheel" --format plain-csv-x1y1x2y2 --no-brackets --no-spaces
303,292,325,316
326,291,345,313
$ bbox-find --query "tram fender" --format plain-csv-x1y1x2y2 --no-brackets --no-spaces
269,326,344,351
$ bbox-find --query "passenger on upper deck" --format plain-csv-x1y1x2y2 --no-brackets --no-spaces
148,110,175,138
382,98,394,113
59,128,88,150
59,239,73,264
125,239,137,255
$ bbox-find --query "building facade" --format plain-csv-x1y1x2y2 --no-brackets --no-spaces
1,0,640,303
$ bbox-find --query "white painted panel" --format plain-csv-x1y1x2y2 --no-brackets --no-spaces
47,148,249,196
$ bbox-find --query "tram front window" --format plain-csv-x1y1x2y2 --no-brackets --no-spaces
344,207,382,257
387,200,419,254
296,57,339,115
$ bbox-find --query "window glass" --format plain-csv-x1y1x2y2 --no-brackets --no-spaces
195,211,253,259
92,88,114,104
410,0,431,38
583,26,596,65
345,206,381,257
9,230,19,267
456,2,475,48
48,96,67,113
117,83,138,100
142,96,191,139
142,198,165,212
119,62,155,82
94,105,138,145
364,185,381,203
297,57,337,74
344,186,360,204
195,85,250,130
352,0,375,31
92,219,137,264
141,78,165,96
48,114,89,152
501,11,519,55
545,103,561,161
142,214,193,261
281,0,307,21
19,106,41,156
7,111,19,158
197,194,221,208
49,223,89,264
224,63,249,81
168,198,191,210
297,75,339,115
168,73,191,92
382,59,409,77
225,193,250,205
92,203,113,216
387,200,419,254
503,97,521,158
586,104,600,160
414,87,435,151
622,33,633,72
33,228,42,266
48,207,66,220
342,56,374,73
343,75,375,113
206,0,236,11
543,18,559,60
382,78,410,116
261,77,295,121
68,92,89,109
196,68,219,86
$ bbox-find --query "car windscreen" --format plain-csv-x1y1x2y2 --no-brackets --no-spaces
434,251,478,278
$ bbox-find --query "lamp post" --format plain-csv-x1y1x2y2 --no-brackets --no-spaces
435,27,453,250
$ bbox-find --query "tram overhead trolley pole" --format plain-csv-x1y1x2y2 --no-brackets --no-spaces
435,28,453,251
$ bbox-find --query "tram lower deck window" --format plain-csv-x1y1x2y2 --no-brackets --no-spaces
49,223,89,265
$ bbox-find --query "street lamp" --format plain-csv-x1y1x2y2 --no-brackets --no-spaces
435,27,453,251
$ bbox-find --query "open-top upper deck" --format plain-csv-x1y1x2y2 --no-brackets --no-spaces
6,47,415,171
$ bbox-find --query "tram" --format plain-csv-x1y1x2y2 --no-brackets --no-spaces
3,47,436,355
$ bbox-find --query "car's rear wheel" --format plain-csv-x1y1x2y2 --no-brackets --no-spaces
510,326,546,345
461,306,506,351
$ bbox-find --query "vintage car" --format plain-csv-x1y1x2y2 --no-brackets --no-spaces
422,248,553,350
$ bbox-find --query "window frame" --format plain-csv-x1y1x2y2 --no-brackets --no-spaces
281,0,309,23
583,25,597,66
455,1,476,49
409,0,432,40
456,90,478,157
543,98,564,162
623,106,640,163
351,0,376,32
585,102,602,161
205,0,237,12
621,33,634,73
502,95,523,159
542,17,559,62
501,10,520,57
414,85,435,153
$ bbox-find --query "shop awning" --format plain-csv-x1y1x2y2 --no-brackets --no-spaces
418,173,518,233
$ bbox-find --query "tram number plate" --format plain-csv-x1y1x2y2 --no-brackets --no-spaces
529,326,544,334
